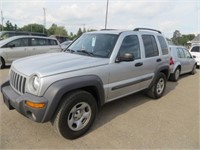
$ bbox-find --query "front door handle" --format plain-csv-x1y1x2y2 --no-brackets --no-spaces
135,62,143,67
157,58,162,62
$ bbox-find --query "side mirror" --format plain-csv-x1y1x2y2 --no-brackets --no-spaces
193,55,196,58
116,53,134,63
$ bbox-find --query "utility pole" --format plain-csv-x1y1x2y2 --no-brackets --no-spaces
1,10,4,31
43,8,46,33
104,0,109,29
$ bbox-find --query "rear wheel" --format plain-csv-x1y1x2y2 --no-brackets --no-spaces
170,67,180,82
146,72,167,99
190,64,196,75
52,90,97,139
0,57,5,69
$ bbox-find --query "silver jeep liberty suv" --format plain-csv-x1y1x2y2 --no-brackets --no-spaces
1,28,170,139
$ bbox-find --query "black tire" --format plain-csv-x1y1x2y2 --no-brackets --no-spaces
52,90,97,139
146,72,167,99
0,57,5,69
169,67,180,82
190,64,196,75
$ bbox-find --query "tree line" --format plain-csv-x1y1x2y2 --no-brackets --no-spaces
0,20,196,45
171,30,195,46
0,20,96,40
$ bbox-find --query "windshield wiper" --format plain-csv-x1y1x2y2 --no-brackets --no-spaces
65,49,75,53
76,50,94,56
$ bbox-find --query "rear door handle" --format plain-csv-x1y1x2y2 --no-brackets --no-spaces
157,58,162,62
135,62,143,67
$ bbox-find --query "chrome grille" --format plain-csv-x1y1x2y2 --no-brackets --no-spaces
10,70,26,94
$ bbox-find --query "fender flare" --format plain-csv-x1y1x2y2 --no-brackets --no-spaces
42,75,105,122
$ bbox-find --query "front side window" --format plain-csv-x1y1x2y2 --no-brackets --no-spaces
177,48,186,58
183,48,192,58
6,38,29,47
67,34,118,58
118,35,140,59
142,35,159,58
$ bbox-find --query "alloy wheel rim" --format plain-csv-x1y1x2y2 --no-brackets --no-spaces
156,78,165,95
175,69,180,80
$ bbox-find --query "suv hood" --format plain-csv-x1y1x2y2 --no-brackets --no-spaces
12,52,109,77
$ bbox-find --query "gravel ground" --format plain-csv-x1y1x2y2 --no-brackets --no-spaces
0,68,199,149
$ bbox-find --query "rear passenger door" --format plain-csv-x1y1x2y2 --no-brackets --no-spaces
30,38,60,56
30,38,49,55
140,34,162,78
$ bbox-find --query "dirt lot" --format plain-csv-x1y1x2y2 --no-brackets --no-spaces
0,68,199,149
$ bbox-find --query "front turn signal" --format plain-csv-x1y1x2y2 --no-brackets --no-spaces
25,101,45,108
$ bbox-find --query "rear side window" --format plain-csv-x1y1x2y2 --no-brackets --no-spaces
31,38,48,46
49,39,58,45
142,35,159,57
157,36,168,55
191,46,200,52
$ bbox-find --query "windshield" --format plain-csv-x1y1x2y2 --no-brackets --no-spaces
67,33,118,58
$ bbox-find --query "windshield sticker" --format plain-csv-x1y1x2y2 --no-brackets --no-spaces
92,37,96,47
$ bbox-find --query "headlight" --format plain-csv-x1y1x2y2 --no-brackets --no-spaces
29,75,41,93
32,75,40,91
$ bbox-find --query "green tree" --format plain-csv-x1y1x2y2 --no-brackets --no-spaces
48,24,68,36
77,28,83,37
172,30,181,45
4,20,15,31
48,24,57,35
20,23,47,34
171,30,195,46
83,27,86,33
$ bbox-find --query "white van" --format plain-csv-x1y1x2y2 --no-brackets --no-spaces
0,36,61,69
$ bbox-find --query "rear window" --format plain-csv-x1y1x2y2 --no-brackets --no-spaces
49,39,58,45
31,38,49,46
191,46,200,52
157,36,168,55
142,35,159,58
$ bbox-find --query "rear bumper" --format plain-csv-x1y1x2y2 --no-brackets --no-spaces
1,80,48,122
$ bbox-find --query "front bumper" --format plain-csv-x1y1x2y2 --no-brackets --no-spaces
1,80,48,122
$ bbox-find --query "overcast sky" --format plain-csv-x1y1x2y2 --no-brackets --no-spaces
1,0,199,38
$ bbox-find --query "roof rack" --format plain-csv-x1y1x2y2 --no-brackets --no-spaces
100,29,116,31
133,28,161,34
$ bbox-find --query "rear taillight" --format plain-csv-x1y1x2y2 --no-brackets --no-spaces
169,57,174,65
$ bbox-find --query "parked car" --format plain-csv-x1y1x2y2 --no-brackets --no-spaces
1,28,170,139
0,36,61,69
169,45,196,81
189,44,200,67
60,40,72,50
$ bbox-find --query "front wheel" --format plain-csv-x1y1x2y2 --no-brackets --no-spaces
52,90,97,139
190,64,196,75
146,72,167,99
